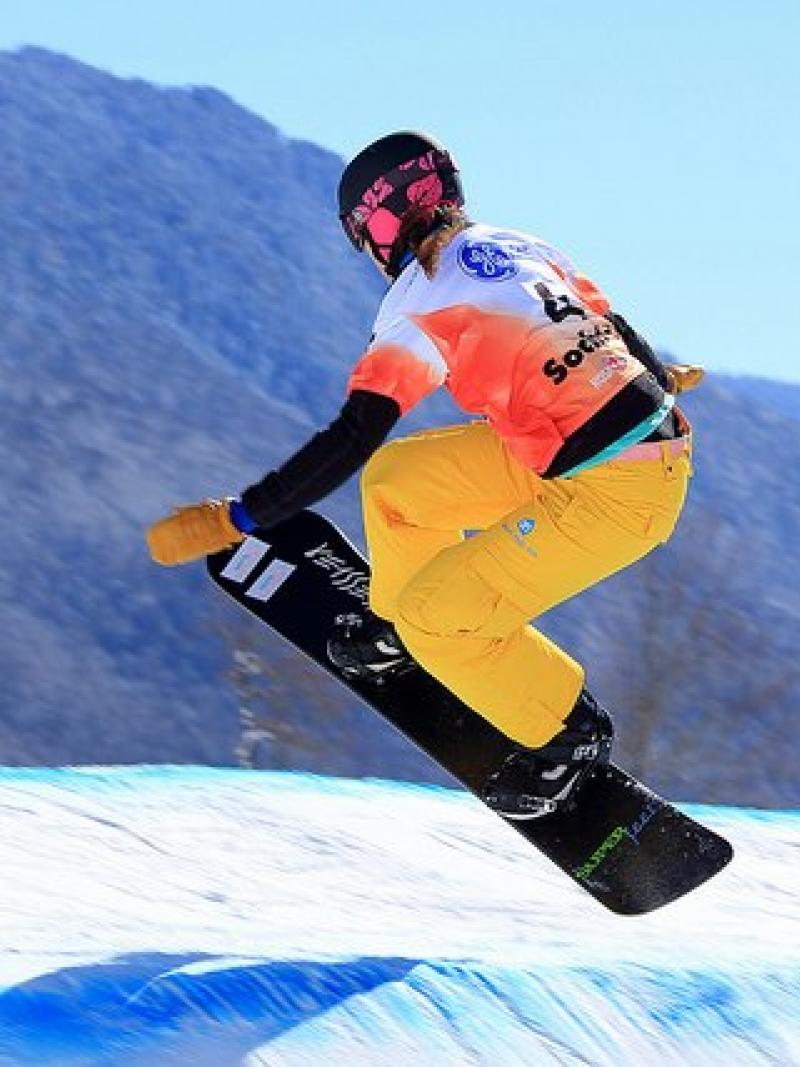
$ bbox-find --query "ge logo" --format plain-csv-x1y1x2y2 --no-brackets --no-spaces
458,240,518,282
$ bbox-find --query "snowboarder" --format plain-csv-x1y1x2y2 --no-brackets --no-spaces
147,131,704,820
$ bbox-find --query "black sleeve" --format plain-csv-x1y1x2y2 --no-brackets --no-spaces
240,389,401,530
605,310,672,391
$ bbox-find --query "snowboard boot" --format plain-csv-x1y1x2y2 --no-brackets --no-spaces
327,611,416,684
482,689,614,820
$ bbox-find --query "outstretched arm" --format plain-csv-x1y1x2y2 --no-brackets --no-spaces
241,390,400,529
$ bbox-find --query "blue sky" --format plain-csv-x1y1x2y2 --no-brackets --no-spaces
3,0,798,382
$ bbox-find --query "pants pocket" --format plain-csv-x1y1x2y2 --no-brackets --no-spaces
396,552,525,642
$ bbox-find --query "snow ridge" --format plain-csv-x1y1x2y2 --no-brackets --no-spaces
1,768,798,1066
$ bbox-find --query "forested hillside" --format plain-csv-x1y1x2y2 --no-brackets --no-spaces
0,48,796,805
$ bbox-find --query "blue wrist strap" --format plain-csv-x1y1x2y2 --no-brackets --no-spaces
228,498,257,534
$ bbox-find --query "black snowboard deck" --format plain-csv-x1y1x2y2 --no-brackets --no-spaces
208,510,733,915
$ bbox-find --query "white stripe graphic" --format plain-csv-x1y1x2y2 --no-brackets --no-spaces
220,538,271,583
246,561,296,603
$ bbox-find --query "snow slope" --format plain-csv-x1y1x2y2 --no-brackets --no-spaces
0,767,797,1066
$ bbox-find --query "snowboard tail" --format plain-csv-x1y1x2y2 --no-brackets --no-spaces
208,510,733,915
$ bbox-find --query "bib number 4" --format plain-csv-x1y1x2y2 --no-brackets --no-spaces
534,282,587,324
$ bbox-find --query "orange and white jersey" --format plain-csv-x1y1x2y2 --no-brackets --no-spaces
348,223,645,473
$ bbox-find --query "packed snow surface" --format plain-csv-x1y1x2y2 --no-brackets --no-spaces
0,767,797,1066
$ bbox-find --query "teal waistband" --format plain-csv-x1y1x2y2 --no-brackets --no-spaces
562,394,676,478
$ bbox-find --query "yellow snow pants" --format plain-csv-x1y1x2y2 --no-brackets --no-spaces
362,421,692,747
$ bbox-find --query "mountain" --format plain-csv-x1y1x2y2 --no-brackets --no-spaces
0,48,797,805
1,768,798,1065
726,375,800,423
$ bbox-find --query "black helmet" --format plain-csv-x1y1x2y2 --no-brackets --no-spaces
338,131,464,278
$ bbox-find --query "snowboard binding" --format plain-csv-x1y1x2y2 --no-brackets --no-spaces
482,691,614,820
327,612,417,686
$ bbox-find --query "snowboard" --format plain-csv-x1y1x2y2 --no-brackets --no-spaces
207,510,733,915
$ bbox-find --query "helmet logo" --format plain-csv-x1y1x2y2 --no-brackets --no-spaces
398,149,437,173
361,175,394,212
407,173,443,207
458,239,519,282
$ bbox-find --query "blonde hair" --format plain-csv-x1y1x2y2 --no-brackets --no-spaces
414,207,471,279
395,205,471,280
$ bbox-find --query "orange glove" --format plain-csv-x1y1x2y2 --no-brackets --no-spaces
666,363,705,395
146,498,244,566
